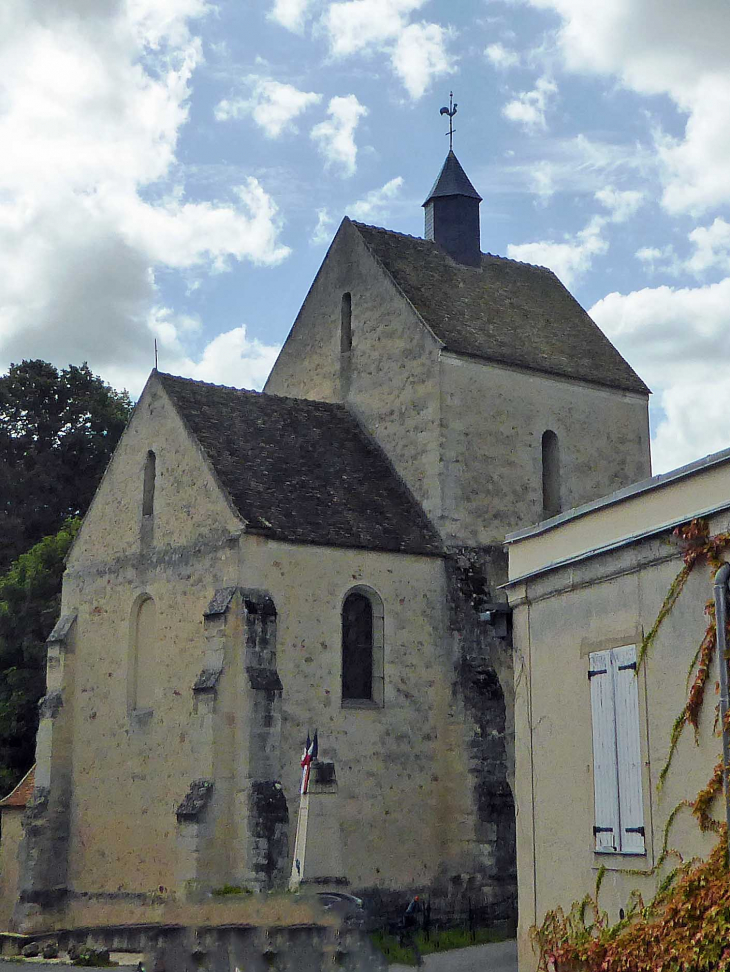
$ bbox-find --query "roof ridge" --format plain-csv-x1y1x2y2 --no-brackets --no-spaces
156,371,353,413
352,223,564,276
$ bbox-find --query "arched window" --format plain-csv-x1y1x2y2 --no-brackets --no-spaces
542,430,561,518
129,595,156,712
143,450,156,517
342,587,384,706
340,293,352,353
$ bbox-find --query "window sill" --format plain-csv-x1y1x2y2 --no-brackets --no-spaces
594,850,646,856
592,852,650,871
341,699,382,710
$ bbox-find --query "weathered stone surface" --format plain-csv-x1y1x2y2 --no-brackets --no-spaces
176,781,213,821
192,667,221,691
248,781,289,887
38,690,63,720
46,613,76,645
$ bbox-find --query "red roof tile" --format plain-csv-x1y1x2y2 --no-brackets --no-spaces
0,766,35,809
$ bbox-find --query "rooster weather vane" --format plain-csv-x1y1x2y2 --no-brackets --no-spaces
440,92,457,150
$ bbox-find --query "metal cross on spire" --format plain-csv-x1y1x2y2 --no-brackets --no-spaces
440,92,457,150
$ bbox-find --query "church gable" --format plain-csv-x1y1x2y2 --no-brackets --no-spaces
67,373,242,568
265,216,442,405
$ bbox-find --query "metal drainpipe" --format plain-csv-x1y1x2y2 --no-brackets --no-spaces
712,561,730,848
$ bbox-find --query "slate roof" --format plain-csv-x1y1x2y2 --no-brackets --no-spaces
0,765,35,809
351,221,649,395
424,150,482,204
156,373,442,556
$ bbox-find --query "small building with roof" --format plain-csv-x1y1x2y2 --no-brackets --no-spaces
3,147,651,944
0,767,34,929
504,448,730,970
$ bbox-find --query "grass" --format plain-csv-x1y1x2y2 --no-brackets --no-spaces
371,926,511,965
211,884,252,896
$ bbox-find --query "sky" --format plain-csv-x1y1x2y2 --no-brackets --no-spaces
1,1,730,475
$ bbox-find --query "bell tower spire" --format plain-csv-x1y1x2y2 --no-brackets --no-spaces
423,96,482,267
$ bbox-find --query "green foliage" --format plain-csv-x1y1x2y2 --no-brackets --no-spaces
73,948,118,967
0,518,80,791
370,925,509,965
211,884,252,896
0,359,132,575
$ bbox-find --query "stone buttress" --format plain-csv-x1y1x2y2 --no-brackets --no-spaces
178,587,288,894
14,614,77,929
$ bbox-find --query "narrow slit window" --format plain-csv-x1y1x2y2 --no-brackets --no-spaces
340,293,352,353
541,430,560,518
143,450,156,517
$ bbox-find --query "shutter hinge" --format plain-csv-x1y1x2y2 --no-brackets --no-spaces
593,826,613,834
588,669,607,679
618,661,637,671
625,826,645,836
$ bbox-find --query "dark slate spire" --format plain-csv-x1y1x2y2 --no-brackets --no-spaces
422,150,482,267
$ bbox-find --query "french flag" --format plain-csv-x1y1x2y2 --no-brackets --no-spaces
300,730,318,794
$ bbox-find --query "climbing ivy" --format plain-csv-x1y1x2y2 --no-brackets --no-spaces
531,519,730,972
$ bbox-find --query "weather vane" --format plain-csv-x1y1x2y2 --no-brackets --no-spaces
440,91,457,150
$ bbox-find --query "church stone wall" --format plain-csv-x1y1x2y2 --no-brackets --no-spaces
0,811,23,928
238,536,474,898
15,370,516,929
31,378,244,914
265,220,444,527
438,354,651,546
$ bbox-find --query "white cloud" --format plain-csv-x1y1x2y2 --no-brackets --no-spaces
635,244,680,276
636,247,664,263
347,176,404,221
507,215,608,287
311,208,335,245
322,0,452,99
527,160,556,203
502,76,557,131
686,218,730,275
0,0,290,395
215,77,321,138
269,0,313,32
595,186,644,223
391,22,453,100
485,42,520,70
324,0,423,55
590,278,730,472
115,179,291,270
310,95,368,177
524,0,730,214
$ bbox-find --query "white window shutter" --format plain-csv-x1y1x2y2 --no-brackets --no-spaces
613,645,646,854
589,650,620,852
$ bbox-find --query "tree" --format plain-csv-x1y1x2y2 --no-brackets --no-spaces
0,519,81,791
0,360,132,575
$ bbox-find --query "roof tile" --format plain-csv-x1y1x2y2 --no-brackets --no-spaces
156,374,442,556
0,765,35,809
352,221,649,395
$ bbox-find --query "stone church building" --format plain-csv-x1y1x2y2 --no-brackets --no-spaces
5,151,651,935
